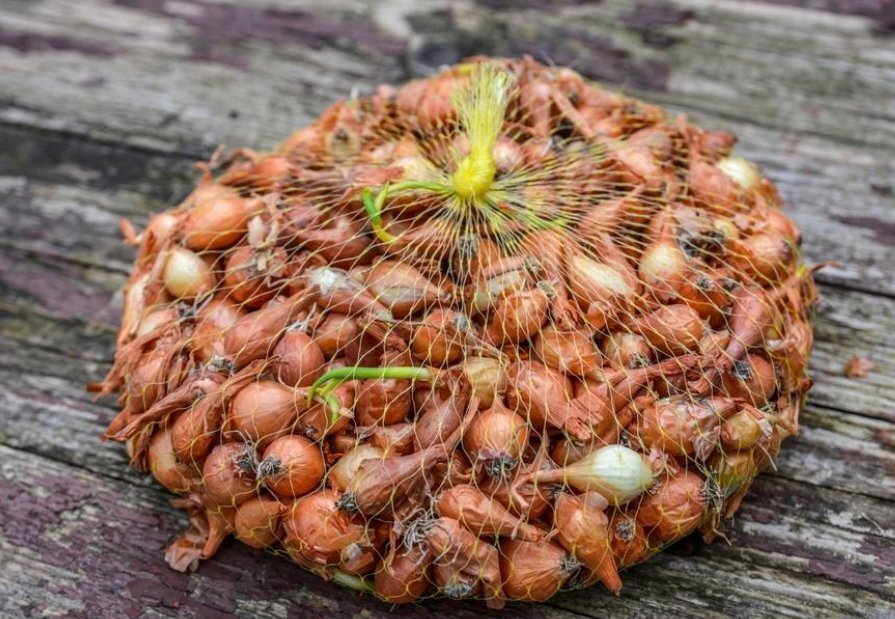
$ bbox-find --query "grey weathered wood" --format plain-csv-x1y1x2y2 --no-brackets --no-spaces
1,0,894,617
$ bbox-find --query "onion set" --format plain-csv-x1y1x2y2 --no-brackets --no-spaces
97,57,817,607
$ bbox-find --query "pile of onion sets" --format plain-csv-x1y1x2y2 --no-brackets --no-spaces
94,56,817,608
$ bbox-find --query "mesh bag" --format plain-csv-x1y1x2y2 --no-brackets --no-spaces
94,56,817,607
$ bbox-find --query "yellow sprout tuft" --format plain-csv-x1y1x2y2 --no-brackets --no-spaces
451,63,512,201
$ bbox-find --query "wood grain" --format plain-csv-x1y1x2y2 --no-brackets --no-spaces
0,0,893,617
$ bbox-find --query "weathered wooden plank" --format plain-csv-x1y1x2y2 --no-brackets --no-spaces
0,443,892,619
1,1,894,294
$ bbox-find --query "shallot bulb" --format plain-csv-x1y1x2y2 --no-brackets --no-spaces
410,309,469,366
260,435,325,498
553,492,621,593
163,247,215,300
532,325,602,377
505,360,573,432
608,511,653,568
631,303,705,355
531,444,654,505
202,442,258,506
233,497,285,549
463,356,508,410
636,470,708,543
601,332,652,369
180,184,259,250
281,489,370,571
273,328,326,387
499,540,575,602
720,354,778,406
375,545,432,604
365,260,451,318
484,285,551,345
191,298,243,362
426,517,505,609
147,424,199,494
227,381,308,445
636,396,738,461
435,484,544,541
327,444,385,492
312,313,358,359
463,401,529,476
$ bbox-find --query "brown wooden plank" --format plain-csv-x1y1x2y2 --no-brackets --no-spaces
0,443,892,619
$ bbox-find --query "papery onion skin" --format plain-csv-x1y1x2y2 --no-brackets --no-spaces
261,435,325,498
463,356,507,410
328,444,385,492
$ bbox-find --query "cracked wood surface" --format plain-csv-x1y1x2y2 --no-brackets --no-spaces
1,0,894,617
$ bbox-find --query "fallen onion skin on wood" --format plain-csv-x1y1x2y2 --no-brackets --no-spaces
95,56,818,607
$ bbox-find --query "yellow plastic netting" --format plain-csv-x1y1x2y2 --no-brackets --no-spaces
94,56,817,608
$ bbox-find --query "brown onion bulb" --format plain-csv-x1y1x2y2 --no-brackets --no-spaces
163,247,215,300
505,360,572,432
499,539,572,602
485,285,551,345
227,381,306,445
435,484,544,542
180,184,257,250
260,435,325,498
721,354,777,406
636,470,707,542
633,303,704,355
532,325,601,376
281,489,368,570
608,511,653,568
410,309,469,366
601,332,653,369
233,496,285,549
312,313,358,359
147,424,199,494
463,402,529,476
274,328,326,387
375,545,432,604
202,442,257,506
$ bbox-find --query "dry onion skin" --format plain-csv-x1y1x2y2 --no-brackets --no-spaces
95,56,818,607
